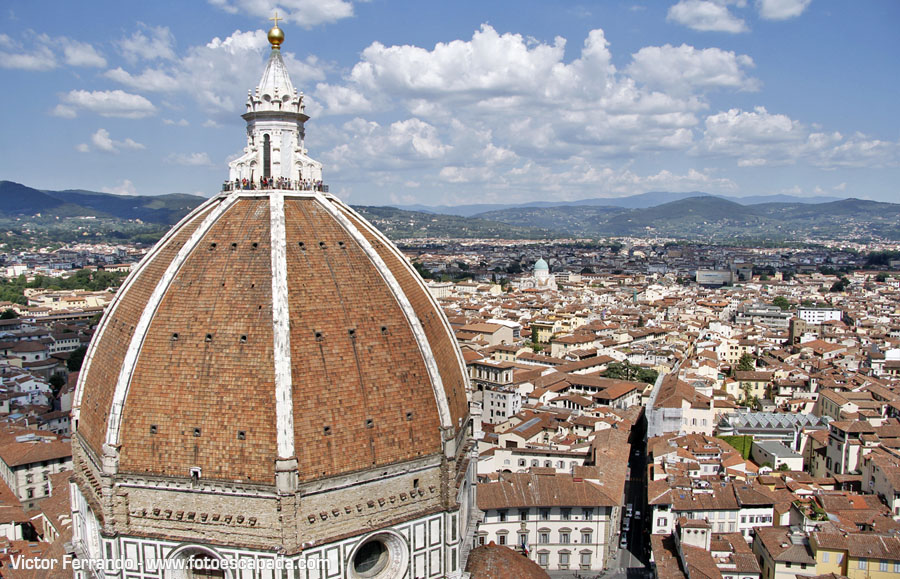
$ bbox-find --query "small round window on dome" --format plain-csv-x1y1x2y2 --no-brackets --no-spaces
352,540,389,578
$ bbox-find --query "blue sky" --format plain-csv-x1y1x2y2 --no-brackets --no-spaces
1,0,897,206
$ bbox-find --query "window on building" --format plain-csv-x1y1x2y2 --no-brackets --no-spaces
518,459,526,467
561,508,571,521
559,552,570,568
879,561,888,572
858,558,867,570
498,534,507,545
580,552,591,568
518,533,528,548
581,532,592,544
498,510,507,522
540,509,550,520
658,518,666,527
538,552,549,567
822,552,830,563
539,532,550,544
583,508,593,520
519,510,528,521
893,561,900,573
560,532,570,544
478,536,485,546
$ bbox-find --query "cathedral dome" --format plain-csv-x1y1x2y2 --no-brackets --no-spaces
533,258,549,272
70,21,476,574
73,192,469,485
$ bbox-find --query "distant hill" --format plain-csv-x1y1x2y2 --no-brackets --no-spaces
0,181,207,224
401,191,844,216
352,205,554,239
2,181,896,241
473,195,900,240
0,181,553,240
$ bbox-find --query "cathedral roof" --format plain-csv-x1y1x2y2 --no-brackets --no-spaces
73,192,469,485
533,258,548,271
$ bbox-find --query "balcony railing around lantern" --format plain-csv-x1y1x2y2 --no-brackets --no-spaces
222,178,328,193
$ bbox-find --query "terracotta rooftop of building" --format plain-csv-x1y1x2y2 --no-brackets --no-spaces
465,543,549,579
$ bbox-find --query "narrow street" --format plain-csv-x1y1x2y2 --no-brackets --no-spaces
548,413,651,579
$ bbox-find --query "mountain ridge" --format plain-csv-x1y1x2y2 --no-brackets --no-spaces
400,191,845,216
1,181,897,240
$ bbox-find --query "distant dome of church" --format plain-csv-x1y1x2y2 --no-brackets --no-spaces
534,258,549,272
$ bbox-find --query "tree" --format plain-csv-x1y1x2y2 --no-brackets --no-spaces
875,272,889,282
830,277,850,292
412,261,432,279
603,362,657,384
772,296,790,311
0,309,17,319
67,345,88,372
737,353,755,372
49,374,66,397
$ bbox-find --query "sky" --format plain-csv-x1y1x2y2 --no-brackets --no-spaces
0,0,898,207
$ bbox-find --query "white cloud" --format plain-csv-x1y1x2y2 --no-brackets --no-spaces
165,152,214,166
627,44,757,95
207,0,356,28
0,33,108,70
314,83,372,115
118,25,176,63
51,104,77,118
348,24,573,103
757,0,812,20
105,29,326,116
202,119,222,128
698,106,900,168
0,34,56,70
163,118,190,126
61,39,106,67
667,0,748,33
102,179,139,196
83,128,145,153
58,90,156,118
104,67,179,91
